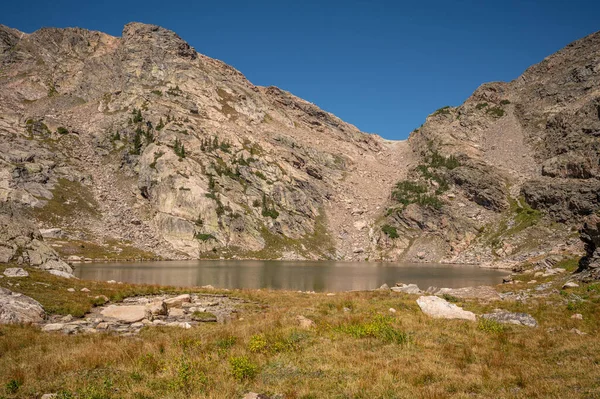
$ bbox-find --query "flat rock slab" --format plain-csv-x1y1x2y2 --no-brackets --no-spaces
0,287,45,324
436,286,501,301
481,310,537,327
392,284,422,294
416,295,476,321
3,267,29,277
100,305,146,323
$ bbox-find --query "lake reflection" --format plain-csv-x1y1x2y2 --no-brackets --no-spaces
74,260,506,292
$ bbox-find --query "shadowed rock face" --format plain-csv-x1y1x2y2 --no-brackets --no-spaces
0,22,598,267
578,215,600,280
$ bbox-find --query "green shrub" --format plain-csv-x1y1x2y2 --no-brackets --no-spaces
248,334,268,353
475,102,488,110
229,356,258,381
427,151,460,170
486,107,505,117
477,318,506,333
500,99,511,105
382,224,399,239
57,126,69,135
5,379,21,394
151,90,162,96
194,233,215,241
433,106,451,116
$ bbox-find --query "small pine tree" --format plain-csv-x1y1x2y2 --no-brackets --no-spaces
156,117,164,131
144,127,154,145
213,136,219,149
132,108,143,123
132,129,142,155
173,137,186,158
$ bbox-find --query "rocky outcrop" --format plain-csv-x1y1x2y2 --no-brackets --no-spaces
578,214,600,280
0,207,73,275
521,178,600,222
0,287,45,324
39,293,246,335
376,30,600,266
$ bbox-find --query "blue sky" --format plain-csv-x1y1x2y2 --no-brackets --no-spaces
2,0,599,139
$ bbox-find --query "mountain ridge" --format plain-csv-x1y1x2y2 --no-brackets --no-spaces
0,22,598,274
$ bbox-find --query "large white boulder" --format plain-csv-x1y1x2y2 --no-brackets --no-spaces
416,295,476,321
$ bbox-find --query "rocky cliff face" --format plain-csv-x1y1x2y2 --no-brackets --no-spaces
0,22,598,267
374,31,600,268
0,22,413,263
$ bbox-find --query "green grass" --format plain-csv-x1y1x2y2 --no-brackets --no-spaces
486,107,505,117
1,270,600,398
381,224,399,239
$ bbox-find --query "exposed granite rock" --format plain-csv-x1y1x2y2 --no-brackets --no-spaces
435,286,501,301
481,309,537,327
416,296,476,321
0,287,45,324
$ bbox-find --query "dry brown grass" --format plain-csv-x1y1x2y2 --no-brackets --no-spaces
1,268,600,398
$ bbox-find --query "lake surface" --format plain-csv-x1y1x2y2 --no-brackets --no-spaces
74,260,506,292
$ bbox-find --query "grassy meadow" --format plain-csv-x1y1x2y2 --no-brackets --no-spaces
1,264,599,398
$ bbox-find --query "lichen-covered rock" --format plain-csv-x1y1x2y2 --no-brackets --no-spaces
481,310,537,327
0,287,45,324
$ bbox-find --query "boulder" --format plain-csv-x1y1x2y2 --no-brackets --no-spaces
377,283,390,291
416,296,476,321
42,323,65,332
296,315,315,329
481,310,537,327
3,267,29,277
0,287,45,324
391,283,422,294
100,305,147,323
48,270,75,279
563,281,579,289
145,300,167,316
164,294,191,308
39,228,64,239
435,286,501,301
168,308,185,317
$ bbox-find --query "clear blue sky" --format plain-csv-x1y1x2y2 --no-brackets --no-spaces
2,0,599,139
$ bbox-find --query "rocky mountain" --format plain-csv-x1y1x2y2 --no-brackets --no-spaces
375,30,600,268
0,22,598,270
